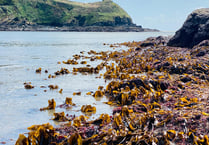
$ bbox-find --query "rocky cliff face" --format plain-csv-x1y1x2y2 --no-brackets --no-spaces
168,8,209,48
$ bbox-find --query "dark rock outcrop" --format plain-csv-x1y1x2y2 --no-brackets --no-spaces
190,40,209,57
168,8,209,48
140,36,170,47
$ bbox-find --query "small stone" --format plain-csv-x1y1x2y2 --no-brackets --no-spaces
180,76,192,83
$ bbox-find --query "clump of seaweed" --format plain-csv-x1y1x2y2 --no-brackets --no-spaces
48,85,59,90
16,123,56,145
54,68,70,76
35,67,42,73
58,97,76,109
63,59,78,65
24,82,34,89
53,112,68,122
73,92,81,96
40,99,56,111
81,105,96,114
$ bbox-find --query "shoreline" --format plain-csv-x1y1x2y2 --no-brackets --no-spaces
15,36,209,144
0,25,159,32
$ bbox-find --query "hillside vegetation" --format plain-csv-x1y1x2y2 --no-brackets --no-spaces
0,0,133,27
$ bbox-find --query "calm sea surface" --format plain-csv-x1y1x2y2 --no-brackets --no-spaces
0,32,174,143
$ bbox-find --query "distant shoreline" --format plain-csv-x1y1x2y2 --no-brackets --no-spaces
0,25,159,32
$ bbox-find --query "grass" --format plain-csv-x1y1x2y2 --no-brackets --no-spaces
0,0,133,26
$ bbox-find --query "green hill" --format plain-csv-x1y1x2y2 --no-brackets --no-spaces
0,0,134,27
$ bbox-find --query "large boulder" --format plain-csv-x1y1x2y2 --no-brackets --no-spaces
167,8,209,48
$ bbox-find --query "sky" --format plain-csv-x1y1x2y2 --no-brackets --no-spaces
71,0,209,31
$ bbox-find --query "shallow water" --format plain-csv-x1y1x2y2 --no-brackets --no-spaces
0,31,173,144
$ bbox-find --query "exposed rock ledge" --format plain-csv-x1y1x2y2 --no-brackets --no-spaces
168,8,209,48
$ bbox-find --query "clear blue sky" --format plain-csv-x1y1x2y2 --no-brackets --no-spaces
72,0,209,31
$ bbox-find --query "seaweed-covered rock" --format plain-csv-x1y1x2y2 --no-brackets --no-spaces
196,40,209,47
140,36,170,47
191,40,209,57
168,8,209,48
